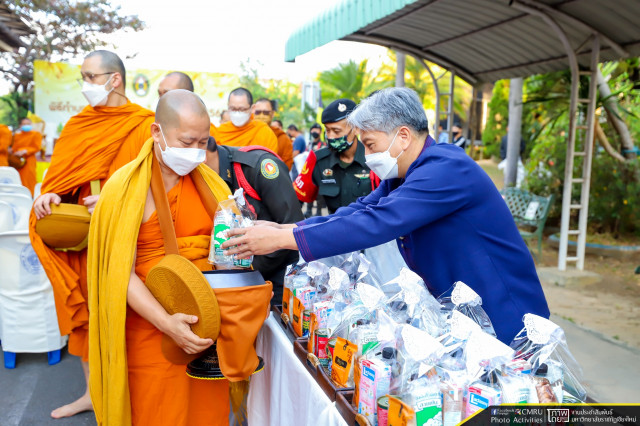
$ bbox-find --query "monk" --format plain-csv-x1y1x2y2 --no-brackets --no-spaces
88,90,231,426
11,118,42,194
210,87,278,152
0,123,12,167
253,98,293,170
30,50,154,419
157,71,220,137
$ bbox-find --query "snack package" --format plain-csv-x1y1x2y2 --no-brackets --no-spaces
209,188,255,269
388,396,416,426
331,337,358,388
438,281,496,337
510,314,587,402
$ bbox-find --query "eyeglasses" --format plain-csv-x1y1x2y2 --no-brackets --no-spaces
254,110,272,116
77,72,114,85
228,106,251,113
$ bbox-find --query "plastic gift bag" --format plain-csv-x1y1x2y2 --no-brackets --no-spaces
209,188,256,269
438,281,496,337
510,313,587,402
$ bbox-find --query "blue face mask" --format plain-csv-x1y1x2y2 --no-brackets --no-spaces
21,125,33,132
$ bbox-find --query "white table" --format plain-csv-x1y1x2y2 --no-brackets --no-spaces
247,313,348,426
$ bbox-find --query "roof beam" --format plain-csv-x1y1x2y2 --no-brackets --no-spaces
514,0,628,58
344,33,478,84
364,0,441,36
421,13,528,50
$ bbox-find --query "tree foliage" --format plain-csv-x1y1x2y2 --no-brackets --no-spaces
3,1,144,92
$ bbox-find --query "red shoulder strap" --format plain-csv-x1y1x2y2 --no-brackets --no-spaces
239,145,283,162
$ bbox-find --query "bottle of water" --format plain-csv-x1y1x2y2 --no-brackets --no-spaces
209,209,235,269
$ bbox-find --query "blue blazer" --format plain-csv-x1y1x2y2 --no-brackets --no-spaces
293,136,550,343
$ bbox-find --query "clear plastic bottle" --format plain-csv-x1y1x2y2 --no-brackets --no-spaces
210,209,236,269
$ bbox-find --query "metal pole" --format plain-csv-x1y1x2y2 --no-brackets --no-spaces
576,35,600,270
396,51,406,87
447,70,455,143
505,77,523,187
420,59,441,139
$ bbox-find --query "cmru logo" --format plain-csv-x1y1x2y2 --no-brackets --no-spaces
548,408,570,422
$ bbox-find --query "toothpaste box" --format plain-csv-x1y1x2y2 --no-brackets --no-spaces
358,358,391,425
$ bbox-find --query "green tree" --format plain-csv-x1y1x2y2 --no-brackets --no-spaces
318,59,389,104
0,1,144,124
239,61,315,129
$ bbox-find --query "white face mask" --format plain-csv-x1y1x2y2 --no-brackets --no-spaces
365,130,404,180
229,110,251,127
81,74,114,107
157,125,206,176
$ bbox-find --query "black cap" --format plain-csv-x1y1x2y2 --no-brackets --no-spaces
382,347,397,360
321,98,356,124
310,122,322,130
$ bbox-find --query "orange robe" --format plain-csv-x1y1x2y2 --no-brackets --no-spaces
271,125,293,170
11,130,42,195
212,118,278,152
28,101,154,361
0,124,11,167
127,175,229,426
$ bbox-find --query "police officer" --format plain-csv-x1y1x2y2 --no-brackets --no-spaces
205,137,303,304
293,99,379,214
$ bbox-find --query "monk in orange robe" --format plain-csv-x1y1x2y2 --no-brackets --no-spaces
156,71,221,141
253,98,293,169
0,123,11,167
88,90,230,426
30,50,154,419
11,118,42,195
210,88,278,152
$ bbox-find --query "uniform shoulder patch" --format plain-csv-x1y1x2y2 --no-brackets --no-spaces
260,158,279,179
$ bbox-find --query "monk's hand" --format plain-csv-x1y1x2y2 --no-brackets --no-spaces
222,226,285,258
33,193,61,219
163,313,213,354
14,149,27,156
83,195,100,214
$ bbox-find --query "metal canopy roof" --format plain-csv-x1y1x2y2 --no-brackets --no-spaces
285,0,640,84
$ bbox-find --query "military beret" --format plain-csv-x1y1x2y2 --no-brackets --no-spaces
321,98,356,124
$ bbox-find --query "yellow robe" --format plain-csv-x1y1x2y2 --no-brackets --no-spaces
88,138,231,426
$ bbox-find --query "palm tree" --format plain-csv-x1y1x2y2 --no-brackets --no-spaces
318,60,391,104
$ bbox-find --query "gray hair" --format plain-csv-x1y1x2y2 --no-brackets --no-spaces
347,88,429,135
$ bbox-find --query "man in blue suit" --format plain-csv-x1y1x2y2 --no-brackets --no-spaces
223,87,549,344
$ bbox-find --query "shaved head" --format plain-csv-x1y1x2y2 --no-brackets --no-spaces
85,50,126,86
156,89,209,130
158,71,194,97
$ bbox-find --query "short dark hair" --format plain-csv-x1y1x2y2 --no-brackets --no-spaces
255,98,276,111
273,119,283,127
287,124,299,132
85,50,126,86
165,71,194,92
310,123,321,130
229,87,253,106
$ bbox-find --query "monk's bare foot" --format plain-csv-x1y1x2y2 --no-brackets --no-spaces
50,394,93,419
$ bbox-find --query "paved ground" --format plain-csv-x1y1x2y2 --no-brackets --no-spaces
0,346,95,426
